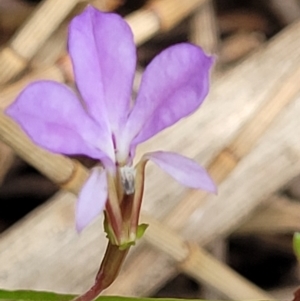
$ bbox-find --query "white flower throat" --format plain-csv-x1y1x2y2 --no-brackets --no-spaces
120,165,136,195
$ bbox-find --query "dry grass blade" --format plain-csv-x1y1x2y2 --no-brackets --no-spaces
0,0,79,84
190,1,218,54
0,65,65,109
0,0,210,84
0,141,14,185
237,196,300,235
141,214,273,300
165,63,300,229
0,111,88,194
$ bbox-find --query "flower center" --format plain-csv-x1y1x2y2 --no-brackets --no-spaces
120,165,135,195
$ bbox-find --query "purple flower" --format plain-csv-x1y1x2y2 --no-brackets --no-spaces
6,6,215,244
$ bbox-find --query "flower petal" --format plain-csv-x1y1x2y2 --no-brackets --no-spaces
68,6,136,136
6,81,114,160
125,43,213,145
76,166,107,231
145,151,216,192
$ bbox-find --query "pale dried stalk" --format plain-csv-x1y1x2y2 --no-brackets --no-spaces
84,0,124,12
190,1,218,54
0,65,65,110
126,9,161,46
10,0,75,59
0,111,88,194
0,189,274,299
269,0,300,25
165,63,300,229
237,195,300,235
0,141,15,185
0,64,66,184
220,32,264,65
0,0,209,84
147,0,209,31
119,0,210,45
218,11,269,34
0,0,79,84
141,214,273,300
31,27,68,67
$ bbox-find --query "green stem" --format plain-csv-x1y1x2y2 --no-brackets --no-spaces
72,242,129,301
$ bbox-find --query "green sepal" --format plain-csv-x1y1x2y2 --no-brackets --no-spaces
103,218,118,245
118,224,149,250
136,223,149,240
118,241,136,250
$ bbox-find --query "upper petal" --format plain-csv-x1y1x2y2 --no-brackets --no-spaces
76,166,107,231
125,43,213,145
6,80,114,160
145,151,216,192
68,6,136,137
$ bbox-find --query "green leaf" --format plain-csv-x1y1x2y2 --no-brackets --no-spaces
0,290,209,301
0,289,73,301
293,232,300,260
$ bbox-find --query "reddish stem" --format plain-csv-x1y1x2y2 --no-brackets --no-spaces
130,160,146,236
105,174,123,244
72,242,129,301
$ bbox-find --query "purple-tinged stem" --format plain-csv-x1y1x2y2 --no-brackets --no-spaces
105,174,123,244
130,159,146,238
72,242,129,301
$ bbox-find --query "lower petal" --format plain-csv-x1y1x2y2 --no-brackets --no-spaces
145,151,216,193
76,166,108,231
